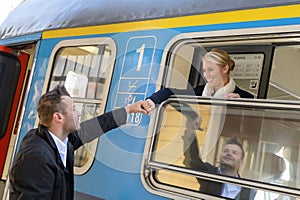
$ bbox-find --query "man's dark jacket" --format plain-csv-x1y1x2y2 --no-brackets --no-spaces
9,108,127,200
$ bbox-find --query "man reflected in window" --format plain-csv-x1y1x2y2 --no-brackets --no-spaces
183,128,256,200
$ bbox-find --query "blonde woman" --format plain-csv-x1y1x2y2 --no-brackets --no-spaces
142,48,253,112
142,48,256,199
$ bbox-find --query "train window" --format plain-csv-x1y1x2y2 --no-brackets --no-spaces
267,46,300,100
48,38,115,174
145,98,300,199
0,52,20,139
164,43,273,99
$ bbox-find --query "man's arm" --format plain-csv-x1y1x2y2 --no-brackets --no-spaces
182,129,213,171
182,129,203,169
72,101,146,148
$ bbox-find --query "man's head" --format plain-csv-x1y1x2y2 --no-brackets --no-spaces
220,137,245,174
37,85,81,134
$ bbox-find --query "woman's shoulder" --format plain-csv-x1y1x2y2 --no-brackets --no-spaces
234,86,254,99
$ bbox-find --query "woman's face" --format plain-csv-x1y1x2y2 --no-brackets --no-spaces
202,59,229,90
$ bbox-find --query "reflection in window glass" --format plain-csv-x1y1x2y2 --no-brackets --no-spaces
49,43,114,173
149,100,300,199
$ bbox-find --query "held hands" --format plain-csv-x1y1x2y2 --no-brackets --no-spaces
125,99,155,115
184,116,203,140
141,99,156,113
125,100,148,114
186,116,203,131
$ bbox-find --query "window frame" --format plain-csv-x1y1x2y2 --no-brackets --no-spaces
144,97,300,199
43,37,116,175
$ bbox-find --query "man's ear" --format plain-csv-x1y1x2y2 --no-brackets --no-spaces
53,112,64,124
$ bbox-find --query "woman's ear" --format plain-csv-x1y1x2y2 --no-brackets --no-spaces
223,64,229,74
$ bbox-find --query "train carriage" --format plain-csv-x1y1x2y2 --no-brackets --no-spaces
1,0,300,199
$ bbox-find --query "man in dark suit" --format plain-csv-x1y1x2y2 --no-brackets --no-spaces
9,84,146,200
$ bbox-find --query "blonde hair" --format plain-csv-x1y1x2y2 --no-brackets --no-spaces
203,48,235,73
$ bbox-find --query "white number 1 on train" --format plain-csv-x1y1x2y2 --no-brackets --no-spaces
136,44,145,71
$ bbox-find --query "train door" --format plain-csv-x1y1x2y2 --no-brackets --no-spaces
0,46,29,179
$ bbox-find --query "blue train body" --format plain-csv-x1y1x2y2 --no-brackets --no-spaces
1,0,300,199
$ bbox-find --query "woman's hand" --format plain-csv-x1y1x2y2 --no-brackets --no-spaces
141,99,156,113
225,93,240,98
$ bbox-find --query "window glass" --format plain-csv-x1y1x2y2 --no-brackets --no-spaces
0,53,20,139
49,42,115,174
148,99,300,199
267,46,300,100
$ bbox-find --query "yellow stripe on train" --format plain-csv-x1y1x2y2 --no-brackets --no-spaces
43,4,300,39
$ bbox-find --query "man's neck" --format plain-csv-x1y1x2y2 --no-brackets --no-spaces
220,166,238,177
48,127,67,141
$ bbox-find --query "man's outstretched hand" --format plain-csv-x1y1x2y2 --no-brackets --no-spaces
125,100,148,114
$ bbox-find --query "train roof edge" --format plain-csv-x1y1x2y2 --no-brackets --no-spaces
1,0,300,40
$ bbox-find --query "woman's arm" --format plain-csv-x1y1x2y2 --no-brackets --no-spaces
143,85,205,113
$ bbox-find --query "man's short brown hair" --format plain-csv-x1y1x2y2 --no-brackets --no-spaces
37,85,70,126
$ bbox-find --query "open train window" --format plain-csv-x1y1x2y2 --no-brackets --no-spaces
48,38,116,175
0,52,20,139
145,98,300,199
162,43,273,99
